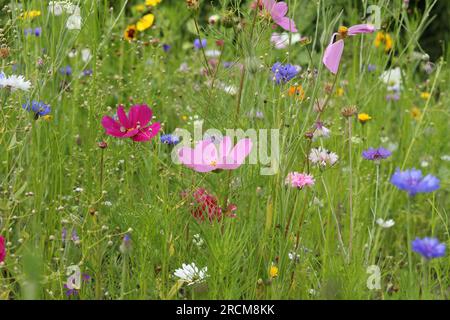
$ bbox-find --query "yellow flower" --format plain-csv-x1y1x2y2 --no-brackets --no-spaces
384,33,393,52
410,107,422,121
288,85,305,100
374,32,393,52
269,265,279,278
146,0,162,6
136,14,155,32
42,115,53,121
336,87,344,97
420,92,430,100
133,4,147,12
358,113,372,124
181,115,188,121
124,25,138,41
20,10,41,20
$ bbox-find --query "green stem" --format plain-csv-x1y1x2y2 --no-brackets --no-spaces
347,117,354,263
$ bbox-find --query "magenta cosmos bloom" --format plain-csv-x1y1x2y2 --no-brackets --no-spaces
263,0,297,32
0,236,5,263
178,136,253,172
101,104,161,142
285,172,315,189
323,24,376,74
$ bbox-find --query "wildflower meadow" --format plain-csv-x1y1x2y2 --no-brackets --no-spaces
0,0,449,302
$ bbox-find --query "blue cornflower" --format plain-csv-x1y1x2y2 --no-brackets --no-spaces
83,69,93,77
22,101,51,117
34,27,42,36
390,168,440,196
223,62,233,68
160,134,180,145
60,65,72,76
193,38,207,50
24,27,42,37
71,230,80,242
271,62,298,84
162,44,171,52
24,28,33,36
412,237,446,260
362,147,392,162
120,234,132,254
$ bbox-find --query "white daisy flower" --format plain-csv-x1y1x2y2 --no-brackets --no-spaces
288,251,300,262
48,1,65,16
380,67,402,92
173,263,208,285
66,14,82,30
376,218,395,228
270,32,301,49
0,74,32,92
81,48,92,62
205,50,221,58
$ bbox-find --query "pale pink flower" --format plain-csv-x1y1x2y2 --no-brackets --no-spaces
263,0,297,32
323,24,375,74
309,147,338,167
285,172,315,189
178,136,253,172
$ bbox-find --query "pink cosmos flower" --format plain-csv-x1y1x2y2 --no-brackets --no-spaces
0,236,5,263
183,188,237,222
178,136,253,172
101,104,161,142
323,24,376,74
285,172,315,189
263,0,297,32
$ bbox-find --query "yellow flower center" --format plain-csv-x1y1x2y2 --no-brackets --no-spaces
338,26,348,38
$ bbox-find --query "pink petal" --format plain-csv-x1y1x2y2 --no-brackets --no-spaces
201,142,219,165
178,147,196,168
129,104,152,128
101,116,124,137
272,2,288,17
348,24,376,36
263,0,276,11
122,128,139,138
101,116,120,131
274,16,297,32
322,38,344,74
218,136,232,161
220,138,253,169
117,106,130,128
178,142,216,173
132,122,160,142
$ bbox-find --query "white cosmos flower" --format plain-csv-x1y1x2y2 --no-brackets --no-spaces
65,3,81,15
376,218,395,228
271,32,301,49
81,48,92,62
205,50,221,58
380,67,402,92
288,251,300,262
48,1,64,15
66,14,82,30
0,74,31,91
173,263,208,285
309,147,338,167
